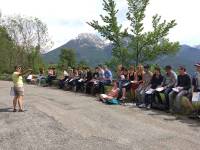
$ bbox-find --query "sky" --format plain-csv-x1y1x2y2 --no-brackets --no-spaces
0,0,200,50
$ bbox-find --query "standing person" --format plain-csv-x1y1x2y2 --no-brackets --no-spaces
12,66,32,112
169,66,192,113
155,65,177,110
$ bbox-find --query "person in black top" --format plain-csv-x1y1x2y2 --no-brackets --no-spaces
142,67,163,108
85,67,99,94
169,66,192,112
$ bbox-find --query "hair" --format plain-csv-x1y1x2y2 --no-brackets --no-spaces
14,65,21,70
179,66,186,72
155,67,161,73
165,65,172,70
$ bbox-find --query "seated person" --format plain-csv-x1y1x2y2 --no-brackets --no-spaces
68,69,79,89
142,67,164,108
26,73,33,84
155,65,177,110
99,80,119,103
169,66,192,113
58,70,69,89
98,65,113,94
120,68,131,100
37,68,46,86
86,67,99,94
136,64,153,105
128,65,136,96
193,62,200,92
46,67,57,86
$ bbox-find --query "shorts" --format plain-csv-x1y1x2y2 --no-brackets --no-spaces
14,86,24,96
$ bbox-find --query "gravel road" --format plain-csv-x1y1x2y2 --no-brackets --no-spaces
0,81,200,150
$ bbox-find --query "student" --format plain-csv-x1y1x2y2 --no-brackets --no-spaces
58,69,69,89
86,67,99,94
193,62,200,92
37,68,46,86
142,67,164,108
136,64,153,105
99,80,119,103
99,65,113,94
12,66,32,112
46,67,57,86
155,65,177,110
119,67,130,100
169,66,192,112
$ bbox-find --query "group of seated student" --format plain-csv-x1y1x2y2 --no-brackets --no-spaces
54,62,200,115
58,65,113,95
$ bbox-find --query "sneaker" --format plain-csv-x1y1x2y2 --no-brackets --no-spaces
146,104,151,109
138,103,146,108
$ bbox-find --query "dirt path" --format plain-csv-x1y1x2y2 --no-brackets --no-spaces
0,81,200,150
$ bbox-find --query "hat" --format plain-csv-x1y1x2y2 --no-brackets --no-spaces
194,62,200,67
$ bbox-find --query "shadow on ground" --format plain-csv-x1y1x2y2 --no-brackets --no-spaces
0,107,13,112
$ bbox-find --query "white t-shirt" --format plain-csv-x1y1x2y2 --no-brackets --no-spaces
27,75,33,80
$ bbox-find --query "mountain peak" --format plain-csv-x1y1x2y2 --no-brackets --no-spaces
76,33,107,49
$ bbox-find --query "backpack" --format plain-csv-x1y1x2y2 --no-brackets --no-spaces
106,98,120,105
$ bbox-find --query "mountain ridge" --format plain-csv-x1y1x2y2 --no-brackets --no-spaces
43,33,200,73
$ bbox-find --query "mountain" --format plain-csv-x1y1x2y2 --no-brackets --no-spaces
154,45,200,73
43,33,112,66
43,33,200,74
195,45,200,50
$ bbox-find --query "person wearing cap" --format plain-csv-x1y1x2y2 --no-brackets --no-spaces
155,65,177,110
136,64,153,105
193,62,200,92
12,65,32,112
169,66,192,112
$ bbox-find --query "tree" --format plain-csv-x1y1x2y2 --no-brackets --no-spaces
87,0,128,66
0,14,53,72
0,26,17,73
59,48,76,68
126,0,180,65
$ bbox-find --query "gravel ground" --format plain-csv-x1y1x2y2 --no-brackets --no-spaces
0,81,200,150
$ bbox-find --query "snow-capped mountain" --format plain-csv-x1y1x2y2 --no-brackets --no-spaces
43,33,112,66
76,33,107,49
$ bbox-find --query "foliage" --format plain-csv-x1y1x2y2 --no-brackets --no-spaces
58,48,76,69
87,0,128,66
88,0,180,67
0,14,52,73
126,0,180,65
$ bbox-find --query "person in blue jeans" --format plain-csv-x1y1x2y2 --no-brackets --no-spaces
155,65,177,110
99,65,113,94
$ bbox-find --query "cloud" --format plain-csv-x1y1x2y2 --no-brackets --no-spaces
0,0,200,50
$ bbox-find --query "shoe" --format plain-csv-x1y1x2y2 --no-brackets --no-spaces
13,109,17,112
18,109,24,112
138,104,146,108
146,104,151,109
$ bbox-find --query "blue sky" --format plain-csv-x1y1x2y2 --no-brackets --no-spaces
0,0,200,50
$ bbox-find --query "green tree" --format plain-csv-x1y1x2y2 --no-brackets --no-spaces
126,0,180,65
0,14,53,72
59,48,76,68
0,26,17,73
87,0,128,66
